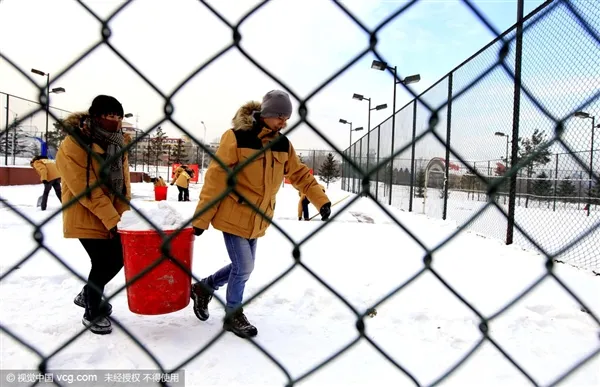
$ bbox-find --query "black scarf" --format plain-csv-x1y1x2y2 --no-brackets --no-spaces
84,118,126,195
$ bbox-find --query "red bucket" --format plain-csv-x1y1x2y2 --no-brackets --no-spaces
119,228,195,315
154,186,168,201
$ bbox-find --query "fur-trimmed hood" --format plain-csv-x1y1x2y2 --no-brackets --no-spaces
232,101,261,131
60,111,131,143
61,111,88,132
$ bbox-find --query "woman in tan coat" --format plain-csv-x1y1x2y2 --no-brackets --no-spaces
55,95,131,335
30,155,62,210
173,167,191,201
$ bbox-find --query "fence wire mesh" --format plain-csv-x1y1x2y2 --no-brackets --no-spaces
1,0,599,386
345,0,600,275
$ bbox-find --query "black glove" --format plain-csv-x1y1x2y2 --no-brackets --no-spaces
193,227,204,236
42,180,49,184
109,226,119,239
320,202,331,221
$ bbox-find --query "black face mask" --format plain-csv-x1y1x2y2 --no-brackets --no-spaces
96,117,122,132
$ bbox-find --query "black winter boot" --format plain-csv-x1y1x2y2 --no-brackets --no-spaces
191,281,213,321
224,308,258,338
81,286,112,335
74,287,112,316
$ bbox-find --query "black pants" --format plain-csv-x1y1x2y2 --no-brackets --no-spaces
177,186,189,201
80,237,124,316
41,178,62,210
302,197,310,220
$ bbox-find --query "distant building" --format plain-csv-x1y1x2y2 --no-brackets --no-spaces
122,127,217,167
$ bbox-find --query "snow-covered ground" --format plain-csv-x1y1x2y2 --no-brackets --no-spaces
1,180,599,386
348,179,600,273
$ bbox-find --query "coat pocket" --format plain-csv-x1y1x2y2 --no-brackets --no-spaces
272,151,288,186
222,192,254,230
238,149,266,189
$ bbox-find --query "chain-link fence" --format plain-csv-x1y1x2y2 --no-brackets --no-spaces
1,0,600,386
1,92,73,164
343,0,600,274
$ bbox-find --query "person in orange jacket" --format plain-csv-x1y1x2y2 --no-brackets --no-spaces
151,176,166,187
190,90,332,338
298,184,326,220
173,167,191,201
55,95,131,335
30,155,62,211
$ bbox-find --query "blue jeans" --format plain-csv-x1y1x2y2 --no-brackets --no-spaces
202,232,257,312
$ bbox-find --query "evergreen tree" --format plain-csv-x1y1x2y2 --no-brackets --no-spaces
514,129,552,207
532,171,553,200
144,126,167,170
170,139,188,164
44,121,68,155
382,162,393,184
587,178,600,206
415,167,426,197
0,118,29,158
556,176,577,203
318,153,340,188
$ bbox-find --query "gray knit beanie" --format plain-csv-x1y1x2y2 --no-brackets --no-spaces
260,90,292,118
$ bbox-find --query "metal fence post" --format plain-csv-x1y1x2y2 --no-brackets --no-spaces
358,138,363,195
409,101,417,212
443,73,453,221
553,153,559,211
376,126,381,200
4,94,8,166
507,0,525,245
389,67,398,206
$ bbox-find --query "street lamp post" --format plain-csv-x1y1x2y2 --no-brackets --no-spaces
575,111,598,216
371,60,420,205
339,118,354,148
31,68,65,148
340,119,363,192
352,93,387,173
494,131,510,168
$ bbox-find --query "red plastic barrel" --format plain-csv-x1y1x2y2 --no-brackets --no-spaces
119,228,195,315
154,186,168,201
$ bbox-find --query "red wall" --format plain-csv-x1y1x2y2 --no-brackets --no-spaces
0,166,148,186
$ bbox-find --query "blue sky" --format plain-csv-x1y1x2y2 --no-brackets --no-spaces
346,0,599,178
5,0,590,164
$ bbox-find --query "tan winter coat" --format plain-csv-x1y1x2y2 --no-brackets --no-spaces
55,112,132,239
175,170,191,189
172,166,185,183
31,159,61,182
153,177,167,187
193,101,330,239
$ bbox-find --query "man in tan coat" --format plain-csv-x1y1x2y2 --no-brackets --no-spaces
190,90,331,338
30,155,62,210
173,167,191,201
56,95,131,335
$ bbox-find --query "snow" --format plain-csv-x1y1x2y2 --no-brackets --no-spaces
118,201,187,231
364,180,600,273
1,179,599,387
